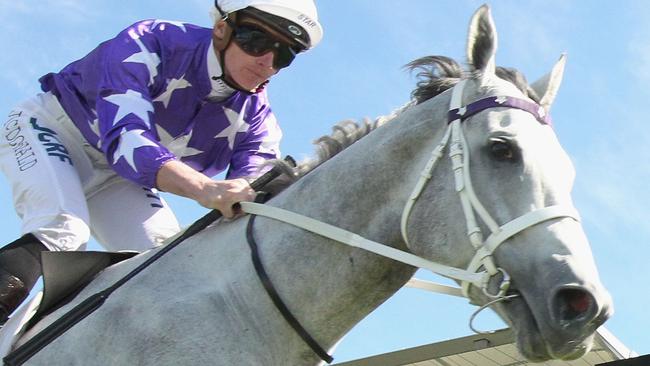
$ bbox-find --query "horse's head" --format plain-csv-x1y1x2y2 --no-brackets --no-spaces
403,5,613,361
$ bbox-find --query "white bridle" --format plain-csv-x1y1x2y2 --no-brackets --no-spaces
240,80,579,323
400,80,580,299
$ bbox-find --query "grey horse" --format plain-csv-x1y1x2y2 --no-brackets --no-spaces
11,5,611,365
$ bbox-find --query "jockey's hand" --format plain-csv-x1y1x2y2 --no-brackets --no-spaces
156,161,256,219
197,178,256,219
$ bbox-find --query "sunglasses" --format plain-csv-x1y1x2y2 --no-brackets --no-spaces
228,22,303,70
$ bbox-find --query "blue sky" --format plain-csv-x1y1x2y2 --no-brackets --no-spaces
0,0,648,362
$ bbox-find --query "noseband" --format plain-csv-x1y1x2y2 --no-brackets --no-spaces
239,79,580,362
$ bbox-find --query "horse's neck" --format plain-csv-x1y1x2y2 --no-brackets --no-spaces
18,99,453,366
242,101,450,357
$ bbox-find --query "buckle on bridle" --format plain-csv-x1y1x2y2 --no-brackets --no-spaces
482,267,511,299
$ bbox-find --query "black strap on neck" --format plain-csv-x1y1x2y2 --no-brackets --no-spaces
246,213,334,364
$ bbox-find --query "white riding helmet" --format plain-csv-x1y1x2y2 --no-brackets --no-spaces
215,0,323,49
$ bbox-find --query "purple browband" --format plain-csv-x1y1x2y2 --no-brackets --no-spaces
448,96,552,126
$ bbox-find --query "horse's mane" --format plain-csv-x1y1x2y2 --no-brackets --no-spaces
260,113,406,195
262,56,539,194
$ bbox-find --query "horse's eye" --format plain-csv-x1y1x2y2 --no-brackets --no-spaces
489,139,516,161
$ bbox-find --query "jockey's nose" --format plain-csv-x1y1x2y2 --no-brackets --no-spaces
256,51,275,69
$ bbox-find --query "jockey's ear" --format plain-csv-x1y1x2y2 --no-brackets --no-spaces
530,54,566,113
212,15,235,52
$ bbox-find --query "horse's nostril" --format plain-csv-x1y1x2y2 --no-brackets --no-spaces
568,290,591,313
555,288,594,323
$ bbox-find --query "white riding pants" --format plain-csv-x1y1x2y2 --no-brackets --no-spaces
0,92,181,252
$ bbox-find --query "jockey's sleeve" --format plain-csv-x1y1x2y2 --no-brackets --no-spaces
94,22,176,188
226,103,282,179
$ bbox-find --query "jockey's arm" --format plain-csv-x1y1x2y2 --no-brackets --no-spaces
156,160,255,219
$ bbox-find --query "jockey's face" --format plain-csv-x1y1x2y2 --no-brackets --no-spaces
213,15,298,91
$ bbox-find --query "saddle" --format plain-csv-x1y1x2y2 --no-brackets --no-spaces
36,251,137,321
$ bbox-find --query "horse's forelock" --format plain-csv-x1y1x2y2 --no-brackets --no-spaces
495,67,541,103
405,56,463,104
406,56,538,104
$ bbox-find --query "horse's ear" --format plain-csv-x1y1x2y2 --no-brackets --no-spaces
531,54,566,112
467,4,497,75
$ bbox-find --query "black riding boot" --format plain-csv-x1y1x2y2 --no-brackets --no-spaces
0,233,48,323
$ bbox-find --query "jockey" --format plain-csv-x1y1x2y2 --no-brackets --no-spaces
0,0,323,323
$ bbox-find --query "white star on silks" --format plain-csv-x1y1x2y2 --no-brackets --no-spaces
112,129,159,172
88,117,102,148
104,90,154,128
87,109,101,136
259,138,277,152
155,124,204,158
151,20,187,33
215,107,250,150
85,109,104,148
153,76,192,108
123,38,161,86
88,119,100,137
